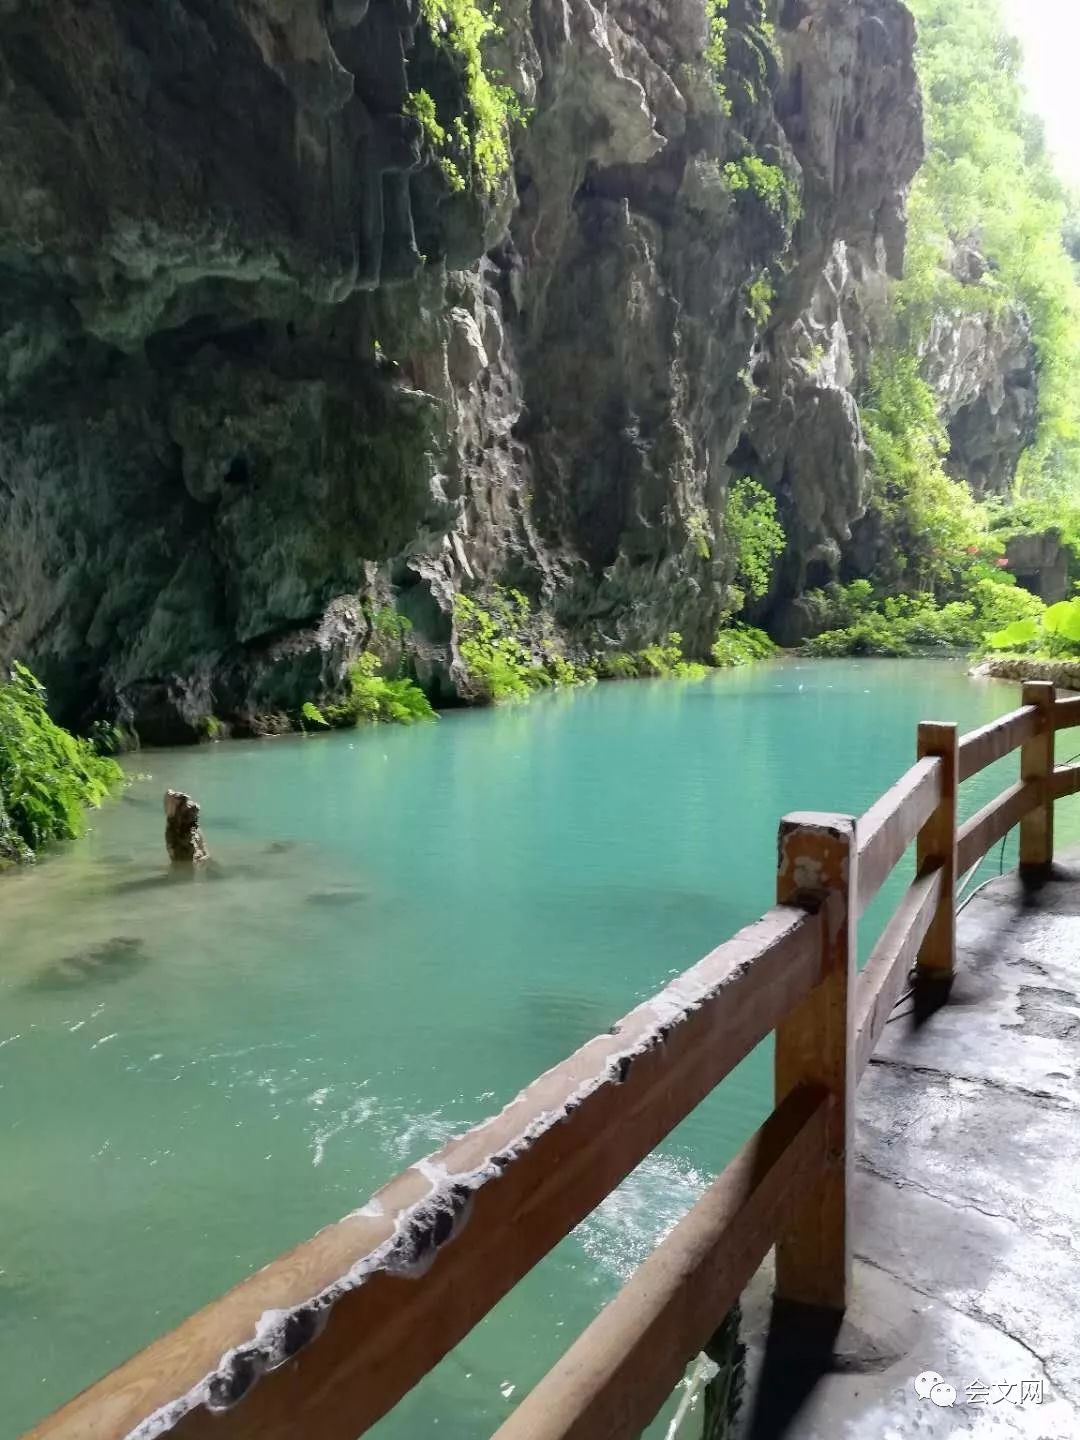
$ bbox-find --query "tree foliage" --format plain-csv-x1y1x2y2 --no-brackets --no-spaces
802,579,1044,658
861,354,987,593
725,478,786,604
903,0,1080,492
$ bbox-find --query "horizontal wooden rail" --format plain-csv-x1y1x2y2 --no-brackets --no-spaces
27,910,822,1440
853,866,943,1080
956,781,1039,874
958,706,1039,783
856,757,941,915
489,1087,829,1440
1052,762,1080,801
1054,695,1080,732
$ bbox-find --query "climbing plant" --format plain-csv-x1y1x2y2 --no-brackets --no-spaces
412,0,525,194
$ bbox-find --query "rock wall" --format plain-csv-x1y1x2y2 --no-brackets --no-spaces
0,0,966,739
920,244,1038,498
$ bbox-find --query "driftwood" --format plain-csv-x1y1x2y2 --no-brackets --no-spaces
164,789,208,864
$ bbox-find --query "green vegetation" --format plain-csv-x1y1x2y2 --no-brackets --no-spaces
412,0,525,194
0,662,122,865
725,478,786,607
453,589,734,697
711,625,777,668
802,579,1044,658
636,634,709,681
796,0,1080,661
987,598,1080,657
897,0,1080,495
747,273,774,327
704,0,730,110
687,509,713,561
453,588,593,702
199,715,223,742
860,353,988,595
593,639,707,682
320,654,437,727
723,156,801,227
370,605,413,644
300,701,329,730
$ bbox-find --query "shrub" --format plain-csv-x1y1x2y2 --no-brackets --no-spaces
711,625,777,668
986,597,1080,656
0,662,123,863
453,589,548,702
595,652,641,680
723,156,801,225
801,577,1046,657
320,654,436,727
370,606,413,644
725,478,786,603
636,633,709,680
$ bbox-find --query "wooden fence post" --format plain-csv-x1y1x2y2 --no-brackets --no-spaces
775,812,857,1312
1020,681,1056,880
915,722,958,983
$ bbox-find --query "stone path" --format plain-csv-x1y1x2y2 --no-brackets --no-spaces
736,863,1080,1439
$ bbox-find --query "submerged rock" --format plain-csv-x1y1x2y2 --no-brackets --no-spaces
164,790,208,864
30,936,147,991
305,888,365,908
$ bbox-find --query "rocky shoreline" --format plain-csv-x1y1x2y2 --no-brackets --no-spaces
971,657,1080,692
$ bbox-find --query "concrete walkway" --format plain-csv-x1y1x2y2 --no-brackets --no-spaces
737,864,1080,1439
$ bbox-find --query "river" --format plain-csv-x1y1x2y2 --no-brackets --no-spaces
2,658,1071,1438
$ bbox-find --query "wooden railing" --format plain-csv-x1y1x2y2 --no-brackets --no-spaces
27,681,1080,1440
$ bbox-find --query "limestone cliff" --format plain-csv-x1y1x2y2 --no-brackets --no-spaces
921,246,1038,499
0,0,1008,739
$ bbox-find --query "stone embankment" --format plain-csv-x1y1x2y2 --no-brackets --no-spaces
973,658,1080,692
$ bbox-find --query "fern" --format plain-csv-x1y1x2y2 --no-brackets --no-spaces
0,662,123,864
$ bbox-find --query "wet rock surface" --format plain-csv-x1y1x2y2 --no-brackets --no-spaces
0,0,1033,736
973,657,1080,693
164,789,208,864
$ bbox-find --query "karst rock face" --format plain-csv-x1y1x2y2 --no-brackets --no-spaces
0,0,1031,738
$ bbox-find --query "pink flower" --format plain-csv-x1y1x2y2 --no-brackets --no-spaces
996,558,1010,568
966,545,980,555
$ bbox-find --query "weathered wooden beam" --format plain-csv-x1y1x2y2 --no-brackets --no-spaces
489,1086,829,1440
1053,694,1080,732
958,706,1039,783
1051,762,1080,801
853,867,942,1080
956,780,1039,874
774,813,856,1312
1020,682,1056,879
26,910,822,1440
915,723,958,982
856,757,941,915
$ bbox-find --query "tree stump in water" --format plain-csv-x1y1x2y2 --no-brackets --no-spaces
164,790,208,864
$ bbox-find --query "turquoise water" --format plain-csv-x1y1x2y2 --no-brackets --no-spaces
2,659,1072,1438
